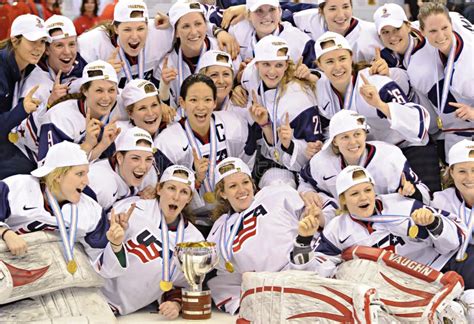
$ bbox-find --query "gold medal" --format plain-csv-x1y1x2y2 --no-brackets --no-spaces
160,280,173,292
437,116,443,130
225,261,234,273
67,260,77,274
408,225,419,238
8,132,18,144
273,150,280,162
203,192,216,204
457,252,468,262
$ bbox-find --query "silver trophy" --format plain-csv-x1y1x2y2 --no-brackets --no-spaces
175,241,219,320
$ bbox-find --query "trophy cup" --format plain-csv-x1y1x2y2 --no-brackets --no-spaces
175,241,219,320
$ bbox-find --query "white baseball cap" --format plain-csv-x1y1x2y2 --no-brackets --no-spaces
373,3,407,35
121,79,159,107
114,0,149,23
317,0,326,5
254,35,289,62
169,1,203,29
322,110,369,150
315,31,352,60
45,15,77,42
448,139,474,166
215,157,252,185
10,14,49,41
81,60,118,85
196,50,233,72
115,126,155,153
160,165,196,189
31,142,89,178
246,0,279,12
336,165,375,196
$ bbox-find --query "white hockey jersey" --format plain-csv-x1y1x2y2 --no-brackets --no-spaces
316,68,430,148
13,56,87,163
0,175,125,279
228,20,315,65
241,71,323,171
431,187,474,244
299,141,431,223
206,185,304,315
77,22,170,89
406,31,474,155
87,158,158,211
102,196,204,315
154,111,256,214
290,10,382,62
299,194,466,277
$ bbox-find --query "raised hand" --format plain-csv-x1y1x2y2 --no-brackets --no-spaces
369,48,389,76
98,118,121,149
294,57,311,81
230,85,248,107
23,85,41,114
249,90,269,126
221,4,246,29
161,56,177,86
107,47,124,74
47,71,69,106
451,102,474,121
277,112,293,149
216,30,240,60
298,204,321,237
154,10,170,29
411,208,435,226
305,141,323,159
106,203,136,249
83,110,103,149
359,74,390,117
161,103,176,124
192,148,209,183
398,173,415,197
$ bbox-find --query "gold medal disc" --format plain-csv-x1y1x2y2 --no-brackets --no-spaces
67,260,77,274
160,280,173,292
225,261,234,273
457,252,468,263
274,150,280,162
408,225,419,238
8,132,18,144
437,116,443,130
203,192,216,204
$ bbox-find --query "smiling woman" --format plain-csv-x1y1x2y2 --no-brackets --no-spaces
0,14,48,179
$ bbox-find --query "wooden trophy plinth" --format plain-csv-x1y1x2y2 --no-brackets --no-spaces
181,290,212,320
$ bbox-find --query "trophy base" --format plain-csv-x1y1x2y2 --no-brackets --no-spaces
181,289,212,320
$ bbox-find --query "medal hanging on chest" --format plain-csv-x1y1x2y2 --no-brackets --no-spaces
160,213,185,291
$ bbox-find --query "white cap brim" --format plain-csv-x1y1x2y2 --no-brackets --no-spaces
31,166,55,178
376,18,404,34
23,30,49,41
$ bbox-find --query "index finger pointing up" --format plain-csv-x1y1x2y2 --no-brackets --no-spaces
374,47,381,60
55,70,62,85
284,112,290,126
360,73,370,86
163,56,169,69
251,90,258,105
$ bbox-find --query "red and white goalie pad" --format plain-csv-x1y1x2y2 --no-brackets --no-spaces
336,246,466,323
238,270,395,324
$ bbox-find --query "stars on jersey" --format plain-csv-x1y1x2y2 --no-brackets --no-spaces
372,233,406,253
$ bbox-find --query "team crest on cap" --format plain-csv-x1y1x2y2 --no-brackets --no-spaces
381,8,391,18
36,18,44,28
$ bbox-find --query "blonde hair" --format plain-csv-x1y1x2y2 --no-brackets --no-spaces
418,2,451,31
41,166,73,197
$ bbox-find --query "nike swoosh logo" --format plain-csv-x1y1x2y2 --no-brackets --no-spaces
322,175,336,181
79,130,86,136
112,190,118,198
23,206,36,211
339,236,350,244
303,29,311,34
182,144,189,151
322,102,330,111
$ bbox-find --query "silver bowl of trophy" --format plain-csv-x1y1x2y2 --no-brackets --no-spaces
174,241,219,320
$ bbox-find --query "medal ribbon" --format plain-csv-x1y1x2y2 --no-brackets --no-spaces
219,212,244,268
435,34,456,115
161,213,185,285
177,44,207,109
45,187,78,266
118,40,145,81
402,35,415,68
184,118,217,193
456,202,474,261
343,78,354,110
259,82,280,153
